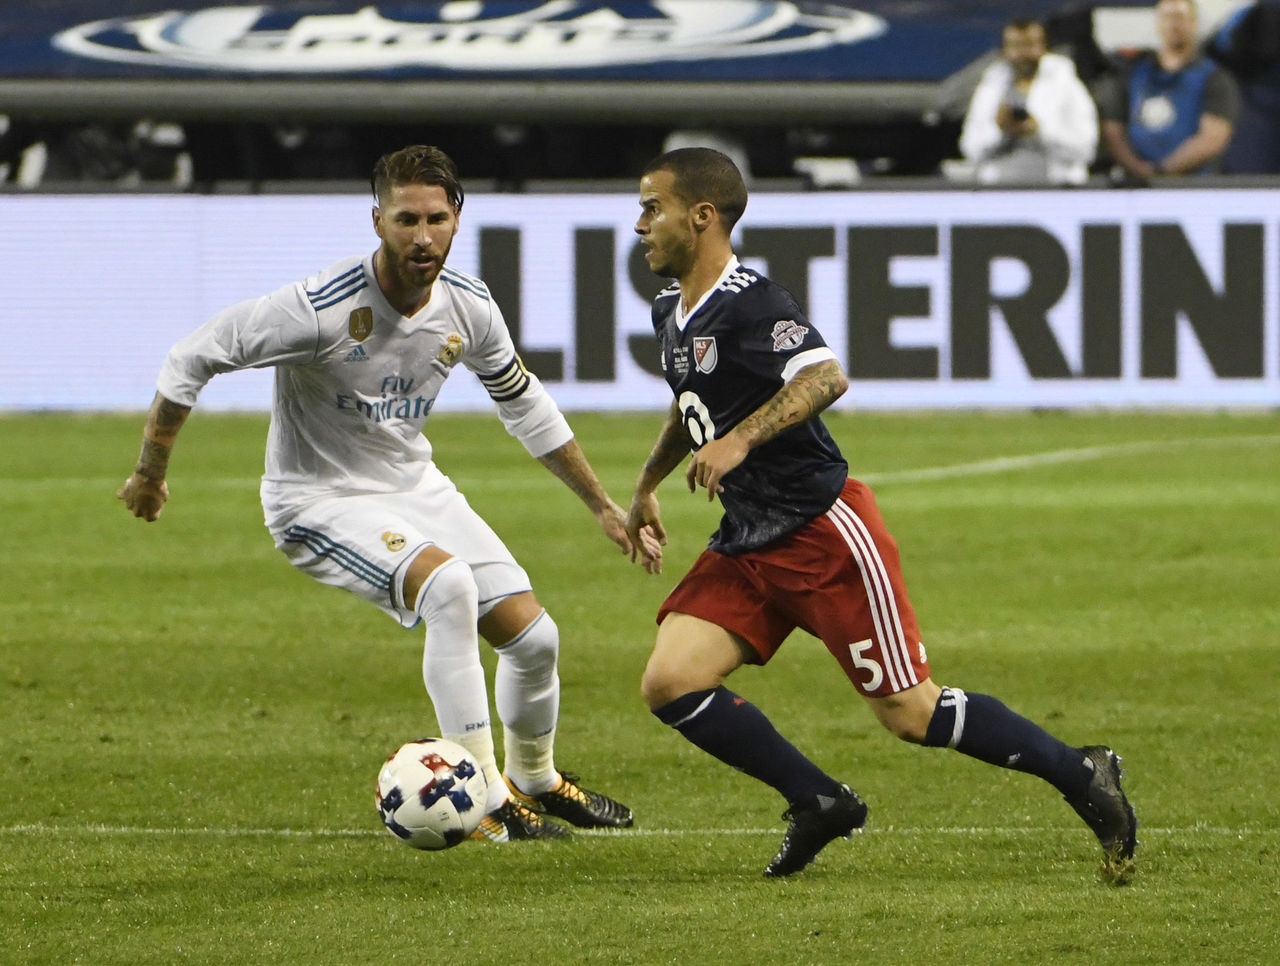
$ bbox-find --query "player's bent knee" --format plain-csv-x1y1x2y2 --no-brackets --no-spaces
401,545,459,613
494,610,558,672
883,714,929,744
416,555,478,605
868,680,940,744
640,652,729,711
642,613,750,710
415,558,480,649
639,663,672,711
640,659,695,711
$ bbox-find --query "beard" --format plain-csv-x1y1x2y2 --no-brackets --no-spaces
398,239,451,290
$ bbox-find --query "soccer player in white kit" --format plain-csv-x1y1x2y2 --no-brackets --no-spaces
118,145,656,841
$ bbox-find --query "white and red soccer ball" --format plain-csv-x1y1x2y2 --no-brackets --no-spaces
375,738,488,850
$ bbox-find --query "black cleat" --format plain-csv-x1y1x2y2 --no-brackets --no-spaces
506,772,634,829
1063,745,1138,879
471,798,570,842
764,784,868,878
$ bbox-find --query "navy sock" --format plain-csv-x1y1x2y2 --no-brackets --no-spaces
923,687,1091,796
653,686,841,807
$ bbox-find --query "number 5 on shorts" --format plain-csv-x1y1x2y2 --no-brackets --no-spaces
849,638,883,692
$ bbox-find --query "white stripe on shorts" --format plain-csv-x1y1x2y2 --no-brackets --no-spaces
825,498,919,692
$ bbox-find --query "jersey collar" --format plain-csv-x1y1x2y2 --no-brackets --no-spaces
677,254,739,331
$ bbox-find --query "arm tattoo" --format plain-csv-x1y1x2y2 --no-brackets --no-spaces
135,393,192,481
537,439,610,512
134,438,171,482
734,360,847,449
638,403,692,491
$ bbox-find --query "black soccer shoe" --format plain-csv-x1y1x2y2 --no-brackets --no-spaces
471,799,570,842
506,772,635,829
764,784,868,878
1063,745,1138,877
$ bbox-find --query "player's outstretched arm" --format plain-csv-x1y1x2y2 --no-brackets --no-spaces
117,392,192,522
625,402,691,572
536,438,662,571
687,358,848,500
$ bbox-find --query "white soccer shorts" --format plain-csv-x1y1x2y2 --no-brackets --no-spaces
267,464,531,628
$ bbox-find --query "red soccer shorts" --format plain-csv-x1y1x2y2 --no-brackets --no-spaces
657,478,930,698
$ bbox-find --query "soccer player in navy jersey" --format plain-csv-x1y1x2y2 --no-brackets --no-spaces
118,145,655,842
623,147,1137,878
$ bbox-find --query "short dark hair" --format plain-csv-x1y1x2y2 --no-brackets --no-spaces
1003,17,1044,33
642,147,748,230
371,145,464,210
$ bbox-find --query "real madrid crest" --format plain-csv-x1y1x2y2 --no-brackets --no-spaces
348,307,374,343
439,332,464,365
381,531,406,552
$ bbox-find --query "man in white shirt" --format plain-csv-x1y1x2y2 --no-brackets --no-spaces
118,144,658,842
960,18,1099,185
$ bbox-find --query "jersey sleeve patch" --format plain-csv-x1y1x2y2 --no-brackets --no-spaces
478,354,531,401
771,319,809,351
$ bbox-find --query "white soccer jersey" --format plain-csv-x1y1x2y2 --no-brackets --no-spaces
157,253,572,520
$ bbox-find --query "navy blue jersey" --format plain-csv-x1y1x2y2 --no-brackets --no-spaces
653,259,848,554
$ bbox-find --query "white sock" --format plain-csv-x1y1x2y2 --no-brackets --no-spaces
414,558,505,810
494,610,560,795
444,729,509,813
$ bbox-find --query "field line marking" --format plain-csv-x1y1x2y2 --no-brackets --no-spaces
859,433,1280,485
0,823,1273,839
5,433,1276,492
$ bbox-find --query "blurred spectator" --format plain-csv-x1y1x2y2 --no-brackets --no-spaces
43,122,139,182
0,114,18,181
491,122,533,190
20,119,192,188
958,18,1098,184
1095,0,1239,181
0,114,45,187
131,120,192,186
266,124,361,180
1206,0,1280,173
1045,3,1116,87
662,128,753,183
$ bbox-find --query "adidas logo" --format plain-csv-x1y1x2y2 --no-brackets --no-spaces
343,344,370,363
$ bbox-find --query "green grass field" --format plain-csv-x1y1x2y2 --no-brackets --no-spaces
2,408,1278,965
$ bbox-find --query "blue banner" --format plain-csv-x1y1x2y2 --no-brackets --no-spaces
0,1,1144,82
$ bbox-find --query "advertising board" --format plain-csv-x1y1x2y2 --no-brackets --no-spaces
2,188,1276,410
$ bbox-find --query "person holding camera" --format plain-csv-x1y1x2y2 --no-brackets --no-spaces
959,18,1099,185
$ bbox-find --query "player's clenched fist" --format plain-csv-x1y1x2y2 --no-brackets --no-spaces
117,474,169,521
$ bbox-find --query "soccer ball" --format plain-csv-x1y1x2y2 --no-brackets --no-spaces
375,738,489,850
